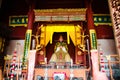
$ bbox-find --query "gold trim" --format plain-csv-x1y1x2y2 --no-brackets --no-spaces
94,23,112,26
9,24,27,27
34,8,87,12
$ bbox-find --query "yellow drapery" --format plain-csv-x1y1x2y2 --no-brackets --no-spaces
40,24,82,46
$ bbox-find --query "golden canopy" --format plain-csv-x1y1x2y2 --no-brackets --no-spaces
39,24,83,47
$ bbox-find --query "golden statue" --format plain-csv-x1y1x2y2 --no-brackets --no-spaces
49,35,71,63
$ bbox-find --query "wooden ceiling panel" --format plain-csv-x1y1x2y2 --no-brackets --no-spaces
35,0,85,9
0,0,109,17
92,0,110,14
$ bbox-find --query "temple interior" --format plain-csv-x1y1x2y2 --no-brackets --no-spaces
0,0,120,80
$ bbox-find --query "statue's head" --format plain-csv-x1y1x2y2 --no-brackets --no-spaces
59,35,63,42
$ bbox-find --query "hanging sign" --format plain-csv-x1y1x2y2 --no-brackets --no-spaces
93,14,112,26
9,16,28,27
90,29,97,49
22,30,32,69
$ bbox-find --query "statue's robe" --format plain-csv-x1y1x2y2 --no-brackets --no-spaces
49,42,71,63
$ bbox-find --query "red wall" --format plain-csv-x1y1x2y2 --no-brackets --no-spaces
9,26,27,39
95,25,114,39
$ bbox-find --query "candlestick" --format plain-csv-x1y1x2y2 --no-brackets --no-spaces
44,57,47,64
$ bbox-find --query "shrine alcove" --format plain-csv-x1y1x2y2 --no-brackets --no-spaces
46,32,75,63
34,24,87,66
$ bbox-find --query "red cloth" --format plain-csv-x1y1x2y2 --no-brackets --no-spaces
28,50,36,80
91,50,108,80
77,55,84,64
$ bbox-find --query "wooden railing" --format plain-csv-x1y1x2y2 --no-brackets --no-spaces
99,54,120,80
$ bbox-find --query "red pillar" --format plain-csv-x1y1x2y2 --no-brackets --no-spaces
86,0,94,29
85,0,97,49
85,1,108,80
22,5,34,69
27,6,34,29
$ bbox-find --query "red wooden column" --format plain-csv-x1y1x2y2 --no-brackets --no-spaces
85,0,97,50
85,1,108,80
85,0,98,79
22,5,34,69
